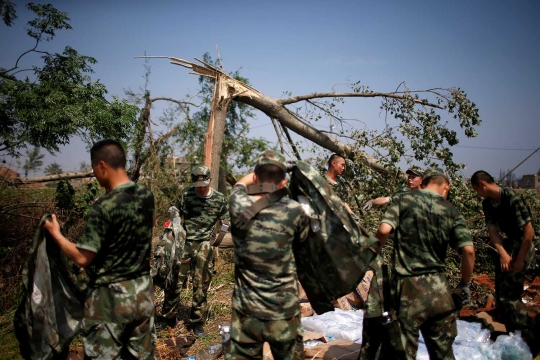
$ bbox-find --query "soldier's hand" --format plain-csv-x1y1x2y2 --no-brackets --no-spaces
452,282,471,309
500,251,513,272
362,200,374,211
44,214,61,236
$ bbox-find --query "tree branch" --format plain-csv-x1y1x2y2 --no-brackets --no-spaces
150,97,201,108
278,92,442,109
270,117,285,154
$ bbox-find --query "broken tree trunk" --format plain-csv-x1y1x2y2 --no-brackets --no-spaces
137,56,406,177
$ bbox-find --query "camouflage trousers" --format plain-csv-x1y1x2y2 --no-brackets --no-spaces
358,317,404,360
162,240,213,324
82,275,156,360
226,309,304,360
493,249,529,332
393,272,457,360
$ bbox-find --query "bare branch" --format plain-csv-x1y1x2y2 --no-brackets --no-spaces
278,92,442,109
270,118,285,154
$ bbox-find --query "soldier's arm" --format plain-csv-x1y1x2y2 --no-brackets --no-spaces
375,222,393,249
44,214,96,267
460,245,475,284
372,197,391,206
236,172,255,187
483,201,513,272
514,221,534,273
488,226,512,272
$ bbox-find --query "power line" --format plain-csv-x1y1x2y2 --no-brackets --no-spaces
454,145,536,151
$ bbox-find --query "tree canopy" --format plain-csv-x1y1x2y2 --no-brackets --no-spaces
44,161,62,175
0,2,138,156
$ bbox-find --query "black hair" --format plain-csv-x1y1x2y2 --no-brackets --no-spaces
255,164,286,185
90,139,126,169
327,153,344,169
470,170,495,186
422,175,449,187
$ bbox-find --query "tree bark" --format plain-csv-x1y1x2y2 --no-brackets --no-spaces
208,74,235,189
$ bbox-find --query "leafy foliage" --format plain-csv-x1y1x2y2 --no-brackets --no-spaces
0,3,139,156
18,146,44,177
44,161,62,175
55,179,100,219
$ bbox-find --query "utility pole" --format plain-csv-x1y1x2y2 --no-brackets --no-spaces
498,147,540,184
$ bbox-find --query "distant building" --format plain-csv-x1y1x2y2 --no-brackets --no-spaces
0,167,20,180
165,156,192,173
518,174,540,189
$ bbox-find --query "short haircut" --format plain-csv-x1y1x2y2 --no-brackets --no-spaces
327,153,344,169
422,175,449,187
471,170,495,186
90,139,126,169
255,164,286,185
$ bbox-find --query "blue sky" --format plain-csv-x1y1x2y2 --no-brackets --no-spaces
1,0,539,178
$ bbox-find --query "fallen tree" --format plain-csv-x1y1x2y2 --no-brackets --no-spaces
137,56,481,189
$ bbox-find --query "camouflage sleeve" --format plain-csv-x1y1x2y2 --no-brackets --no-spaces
77,202,108,254
450,212,474,250
510,194,532,229
381,196,400,230
482,200,497,228
220,195,230,221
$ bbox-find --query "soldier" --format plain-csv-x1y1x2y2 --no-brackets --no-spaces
43,139,156,359
227,150,310,360
362,166,424,211
359,166,424,359
161,165,229,337
375,168,475,360
325,153,350,203
471,170,534,332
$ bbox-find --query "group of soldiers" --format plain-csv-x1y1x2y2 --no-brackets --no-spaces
42,139,536,360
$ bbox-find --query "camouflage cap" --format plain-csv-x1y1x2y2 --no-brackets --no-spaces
191,165,211,187
423,167,450,183
406,166,424,177
254,150,287,172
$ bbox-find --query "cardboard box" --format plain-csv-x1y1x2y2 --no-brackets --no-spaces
332,270,374,310
355,270,374,303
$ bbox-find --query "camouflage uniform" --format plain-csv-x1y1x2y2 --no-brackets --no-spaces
359,255,404,360
162,167,229,325
227,151,310,360
76,181,156,359
325,174,349,204
482,187,534,331
381,189,473,360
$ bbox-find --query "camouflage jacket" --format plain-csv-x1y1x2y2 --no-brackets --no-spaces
229,183,310,320
290,162,378,314
77,182,155,285
382,189,473,277
176,187,229,242
15,215,88,359
325,174,350,204
483,187,533,250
